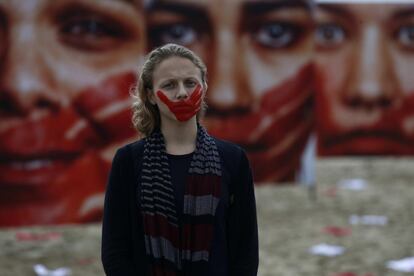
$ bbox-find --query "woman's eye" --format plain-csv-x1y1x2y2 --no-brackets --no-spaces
252,22,302,49
58,15,128,51
185,80,197,87
395,24,414,49
315,23,346,48
163,82,175,89
150,23,197,46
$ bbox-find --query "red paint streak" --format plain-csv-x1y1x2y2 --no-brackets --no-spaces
322,226,352,237
74,72,137,141
156,84,202,122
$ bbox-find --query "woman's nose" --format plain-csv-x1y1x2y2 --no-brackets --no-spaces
344,25,400,111
175,83,190,100
0,23,64,116
206,29,253,115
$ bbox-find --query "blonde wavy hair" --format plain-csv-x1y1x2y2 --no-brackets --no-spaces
131,43,208,137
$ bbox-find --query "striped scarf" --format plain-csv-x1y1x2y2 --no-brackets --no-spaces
140,125,222,275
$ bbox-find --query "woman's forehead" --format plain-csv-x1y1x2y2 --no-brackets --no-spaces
317,3,414,21
1,0,139,16
153,57,201,81
147,0,311,15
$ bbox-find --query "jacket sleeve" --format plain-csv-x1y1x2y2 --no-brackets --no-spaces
101,148,137,275
229,149,259,276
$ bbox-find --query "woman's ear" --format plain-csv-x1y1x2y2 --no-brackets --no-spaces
203,82,208,94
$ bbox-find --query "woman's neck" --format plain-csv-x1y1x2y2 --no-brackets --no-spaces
161,118,198,155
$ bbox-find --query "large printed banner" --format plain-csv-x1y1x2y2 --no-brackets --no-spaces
0,0,314,226
314,1,414,156
1,0,413,227
2,0,413,227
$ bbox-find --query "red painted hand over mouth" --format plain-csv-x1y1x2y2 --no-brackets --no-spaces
156,85,202,122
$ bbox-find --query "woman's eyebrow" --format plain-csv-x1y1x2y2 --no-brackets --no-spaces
316,4,354,20
145,1,208,20
242,0,311,15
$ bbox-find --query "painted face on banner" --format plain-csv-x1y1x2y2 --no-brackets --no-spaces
315,3,414,155
146,0,314,183
0,0,145,226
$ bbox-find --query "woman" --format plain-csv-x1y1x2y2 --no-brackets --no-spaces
0,0,145,226
101,44,259,276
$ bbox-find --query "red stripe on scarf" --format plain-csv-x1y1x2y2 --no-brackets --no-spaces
185,175,221,197
181,224,214,252
143,213,180,248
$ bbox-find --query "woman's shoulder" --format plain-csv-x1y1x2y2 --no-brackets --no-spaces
114,138,146,162
212,137,246,163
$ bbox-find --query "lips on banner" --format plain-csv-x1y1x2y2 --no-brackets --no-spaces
204,64,314,183
0,72,137,226
315,71,414,155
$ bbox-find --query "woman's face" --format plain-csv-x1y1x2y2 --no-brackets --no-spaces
151,56,204,123
315,3,414,155
0,0,145,225
146,0,314,182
